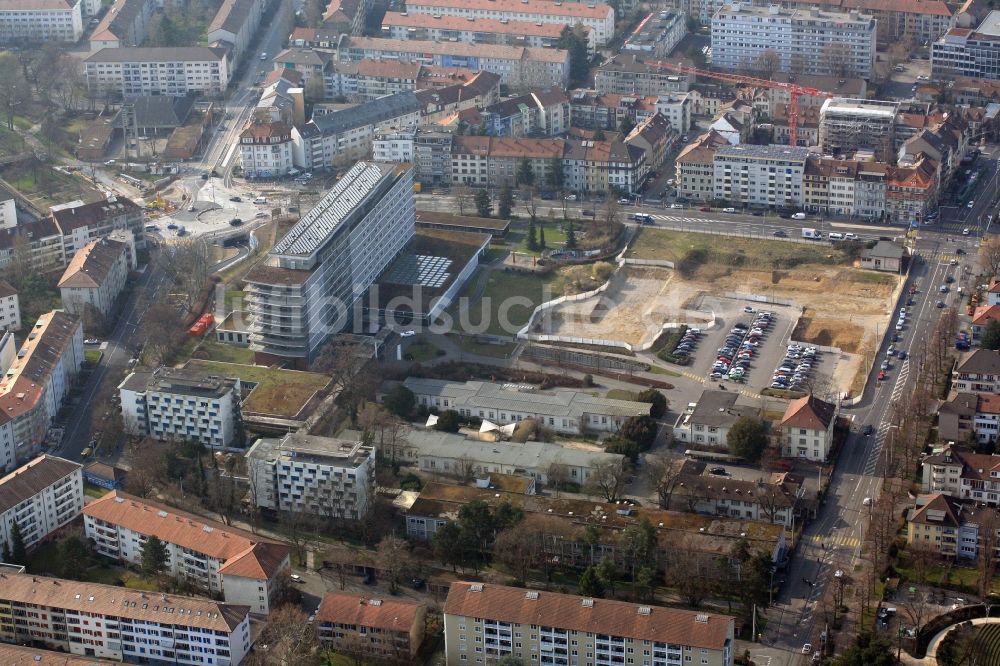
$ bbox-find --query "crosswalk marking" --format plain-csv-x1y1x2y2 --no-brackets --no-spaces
805,533,860,548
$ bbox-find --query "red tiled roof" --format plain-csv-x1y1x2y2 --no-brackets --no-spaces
781,395,836,431
316,591,425,632
972,304,1000,326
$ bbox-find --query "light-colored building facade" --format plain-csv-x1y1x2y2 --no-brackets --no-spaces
443,582,735,666
711,4,876,80
118,367,243,450
819,98,900,162
953,349,1000,393
392,378,651,434
933,12,1000,82
57,238,130,320
88,0,154,50
0,573,252,665
0,454,82,550
0,282,19,333
594,54,690,97
50,196,147,258
0,0,83,44
380,11,593,52
246,433,375,521
239,120,295,179
672,390,758,448
244,162,415,365
84,47,231,98
675,130,729,201
206,0,266,68
713,144,810,208
780,395,838,462
84,491,291,616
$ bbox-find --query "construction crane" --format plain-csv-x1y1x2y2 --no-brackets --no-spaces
656,62,834,147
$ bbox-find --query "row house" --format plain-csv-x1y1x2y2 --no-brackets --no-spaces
563,138,647,195
624,113,677,171
321,0,369,36
666,471,806,528
921,444,1000,507
594,54,690,97
83,491,290,615
568,89,658,131
450,136,563,188
480,89,571,138
886,153,939,225
379,11,596,53
675,130,730,202
414,72,503,124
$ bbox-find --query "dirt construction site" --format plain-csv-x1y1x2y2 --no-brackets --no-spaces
537,228,904,396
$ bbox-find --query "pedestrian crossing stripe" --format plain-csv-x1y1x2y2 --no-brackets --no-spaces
806,534,860,548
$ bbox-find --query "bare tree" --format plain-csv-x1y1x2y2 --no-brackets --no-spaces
978,508,999,600
585,459,629,502
494,521,543,582
645,454,683,509
376,535,411,593
909,543,938,586
980,235,1000,279
163,240,209,313
311,342,377,419
546,461,572,495
279,510,315,566
454,185,472,216
246,604,320,666
0,53,30,131
124,439,167,498
664,534,713,606
755,49,781,79
142,301,183,366
822,42,853,78
901,585,933,636
358,404,409,465
452,455,477,484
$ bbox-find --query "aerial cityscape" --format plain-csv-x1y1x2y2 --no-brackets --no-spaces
0,0,997,663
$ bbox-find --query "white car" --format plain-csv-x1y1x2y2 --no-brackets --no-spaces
722,207,737,213
670,203,683,209
802,644,812,654
963,227,971,235
863,497,872,506
564,194,577,201
400,330,416,337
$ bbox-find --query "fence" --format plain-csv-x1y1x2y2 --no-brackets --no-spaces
522,344,650,372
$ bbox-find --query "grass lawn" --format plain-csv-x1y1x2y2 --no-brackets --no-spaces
28,540,153,588
509,219,570,256
193,338,255,365
83,482,110,498
1,159,103,211
627,227,856,269
606,388,640,400
647,364,681,377
223,289,246,313
84,349,102,365
0,126,26,159
447,334,517,358
184,359,330,418
473,270,565,336
404,340,443,362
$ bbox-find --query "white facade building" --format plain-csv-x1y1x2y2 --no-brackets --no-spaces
711,4,876,80
0,282,19,333
239,120,295,179
118,367,243,450
0,0,83,44
84,47,231,97
0,200,14,230
84,491,291,616
246,433,375,521
0,454,82,549
373,131,415,163
656,93,692,134
57,238,130,320
713,144,810,207
780,395,838,462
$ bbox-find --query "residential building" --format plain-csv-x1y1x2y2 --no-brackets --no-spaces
125,95,197,137
563,138,648,194
239,120,295,179
373,130,414,163
480,89,571,138
450,136,564,188
0,573,252,665
711,4,876,80
780,395,838,461
413,126,456,185
624,113,677,171
886,153,939,225
118,367,243,450
272,47,331,90
320,0,369,35
57,238,130,320
753,74,867,119
0,644,117,665
953,349,1000,393
918,445,1000,508
83,461,126,490
675,130,729,201
392,378,651,434
317,592,426,659
401,0,615,45
988,280,1000,306
0,200,14,230
292,93,421,170
623,11,687,58
860,240,904,273
0,282,19,332
569,89,659,131
84,47,231,98
384,426,624,488
443,582,735,666
414,73,503,123
0,0,83,44
0,311,83,470
336,37,570,89
325,60,497,103
88,0,153,50
656,93,692,134
972,305,1000,344
380,12,595,52
244,162,415,365
595,54,691,96
49,196,147,259
0,454,82,549
84,491,290,615
937,394,977,445
906,492,966,558
672,390,759,449
666,471,805,528
933,11,1000,82
819,98,899,161
713,144,810,208
246,433,375,521
207,0,266,67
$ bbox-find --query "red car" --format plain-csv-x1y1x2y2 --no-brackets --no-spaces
699,206,712,212
878,370,886,381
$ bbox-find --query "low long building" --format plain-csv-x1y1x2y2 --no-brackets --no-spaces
379,11,595,52
317,592,427,660
390,378,651,434
0,454,82,550
0,572,251,665
443,583,736,666
83,491,290,615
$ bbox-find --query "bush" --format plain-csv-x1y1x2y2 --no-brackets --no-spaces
636,389,667,418
583,374,594,386
618,415,658,451
434,409,462,433
605,437,640,461
399,473,423,491
592,261,615,282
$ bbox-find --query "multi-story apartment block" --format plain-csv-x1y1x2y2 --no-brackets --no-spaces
57,238,130,321
414,126,455,185
0,282,19,333
886,153,939,225
0,311,83,470
207,0,266,67
711,4,876,80
450,136,564,188
0,573,252,665
656,93,692,133
624,113,676,172
443,582,735,666
672,390,758,449
246,433,375,521
819,98,899,161
50,196,147,257
919,445,1000,506
373,130,414,163
675,130,729,201
952,349,1000,394
0,0,83,44
712,144,810,208
594,54,691,97
481,89,571,138
0,644,118,664
239,120,294,179
569,89,659,130
393,378,651,434
933,11,1000,82
89,0,154,50
317,592,427,660
402,0,615,45
336,37,570,88
118,367,243,450
244,162,415,365
0,454,82,550
780,395,838,462
84,491,290,615
292,92,421,170
84,47,231,98
380,12,595,53
906,493,967,559
624,11,687,58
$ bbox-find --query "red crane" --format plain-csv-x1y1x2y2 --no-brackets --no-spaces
656,62,834,147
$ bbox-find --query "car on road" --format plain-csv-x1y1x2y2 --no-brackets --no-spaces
84,338,100,345
863,497,872,506
230,218,243,226
400,330,416,337
878,370,886,380
709,467,727,476
940,284,949,293
669,203,683,209
722,207,737,213
743,306,754,313
963,227,971,235
187,205,196,212
880,360,889,370
256,211,268,218
81,447,92,457
564,194,577,201
201,173,209,180
937,300,946,308
582,209,595,217
290,574,303,583
699,206,711,212
968,201,975,208
957,248,966,255
773,229,788,237
863,424,874,436
617,198,631,205
802,644,812,654
792,212,807,220
950,259,959,265
229,196,242,202
167,223,178,230
946,275,955,283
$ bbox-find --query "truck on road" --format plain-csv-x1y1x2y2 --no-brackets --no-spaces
802,228,822,239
